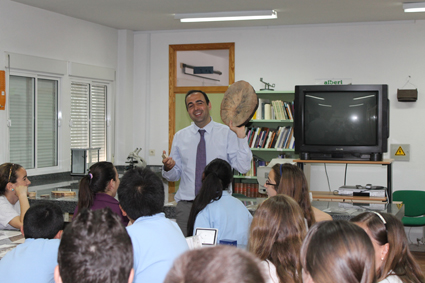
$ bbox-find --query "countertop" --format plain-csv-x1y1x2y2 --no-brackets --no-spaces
25,169,404,221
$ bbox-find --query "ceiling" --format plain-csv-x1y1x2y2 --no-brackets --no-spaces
11,0,425,31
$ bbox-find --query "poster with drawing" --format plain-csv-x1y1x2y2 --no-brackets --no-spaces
176,49,229,87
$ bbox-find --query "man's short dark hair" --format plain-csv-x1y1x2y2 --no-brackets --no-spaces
58,208,133,283
118,167,164,220
23,202,64,239
184,90,210,109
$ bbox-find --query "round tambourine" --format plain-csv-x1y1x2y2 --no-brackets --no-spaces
220,80,258,127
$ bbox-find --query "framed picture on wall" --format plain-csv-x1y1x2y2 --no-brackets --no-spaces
176,49,230,87
169,43,235,93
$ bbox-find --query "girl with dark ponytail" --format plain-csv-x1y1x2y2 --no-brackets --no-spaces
187,158,253,246
73,162,128,226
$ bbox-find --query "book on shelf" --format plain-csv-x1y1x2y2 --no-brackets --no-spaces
268,130,277,148
284,102,294,120
278,127,287,149
281,127,292,148
264,130,274,148
233,183,266,198
274,126,284,149
249,127,260,148
245,126,294,150
253,100,294,121
270,127,281,148
264,103,272,120
255,98,271,120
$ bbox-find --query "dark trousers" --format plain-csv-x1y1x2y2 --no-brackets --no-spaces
176,201,193,237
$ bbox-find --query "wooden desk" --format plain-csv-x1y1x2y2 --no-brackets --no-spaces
312,191,387,203
295,159,394,202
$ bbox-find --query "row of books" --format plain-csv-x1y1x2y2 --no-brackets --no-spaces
246,126,295,149
238,159,257,177
234,183,267,198
253,99,294,121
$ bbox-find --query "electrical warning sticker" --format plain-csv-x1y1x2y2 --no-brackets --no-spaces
395,146,406,156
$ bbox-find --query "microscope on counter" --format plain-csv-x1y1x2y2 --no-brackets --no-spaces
125,148,147,172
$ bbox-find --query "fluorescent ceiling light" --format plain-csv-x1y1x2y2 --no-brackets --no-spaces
174,10,277,23
403,2,425,12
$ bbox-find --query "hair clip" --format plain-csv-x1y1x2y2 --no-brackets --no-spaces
370,211,386,225
280,164,283,176
89,173,93,180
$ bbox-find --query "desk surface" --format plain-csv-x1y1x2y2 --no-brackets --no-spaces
312,201,404,221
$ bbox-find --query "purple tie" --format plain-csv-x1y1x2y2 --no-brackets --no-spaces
195,129,206,195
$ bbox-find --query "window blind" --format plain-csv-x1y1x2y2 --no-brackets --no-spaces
90,85,106,162
9,76,35,169
9,76,58,169
70,82,89,149
37,79,58,168
70,82,107,163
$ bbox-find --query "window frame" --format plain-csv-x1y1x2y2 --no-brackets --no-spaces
70,79,110,163
7,70,62,175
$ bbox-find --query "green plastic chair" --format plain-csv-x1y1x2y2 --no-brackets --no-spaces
393,190,425,227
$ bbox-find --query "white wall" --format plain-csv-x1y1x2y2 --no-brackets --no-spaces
115,30,134,165
133,20,425,194
0,0,118,174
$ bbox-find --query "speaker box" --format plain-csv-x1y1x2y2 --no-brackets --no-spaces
397,89,418,102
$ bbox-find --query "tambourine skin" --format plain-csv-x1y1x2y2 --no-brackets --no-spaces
220,80,258,127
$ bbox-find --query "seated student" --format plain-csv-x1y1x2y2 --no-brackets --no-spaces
164,245,266,283
264,163,332,227
118,167,189,283
352,212,425,283
186,158,253,246
301,220,376,283
248,194,307,283
0,163,31,230
0,203,63,283
73,161,128,226
55,208,134,283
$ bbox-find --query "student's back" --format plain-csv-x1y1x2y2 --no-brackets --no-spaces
194,190,252,246
0,203,63,283
118,167,188,283
188,158,252,247
127,212,188,283
0,238,60,283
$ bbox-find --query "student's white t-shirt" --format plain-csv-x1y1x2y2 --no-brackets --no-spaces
0,196,20,230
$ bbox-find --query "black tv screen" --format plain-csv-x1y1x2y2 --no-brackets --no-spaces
294,84,389,161
304,91,378,146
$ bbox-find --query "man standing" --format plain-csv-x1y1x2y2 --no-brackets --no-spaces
162,90,252,236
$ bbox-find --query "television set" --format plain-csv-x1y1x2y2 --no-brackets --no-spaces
294,84,389,161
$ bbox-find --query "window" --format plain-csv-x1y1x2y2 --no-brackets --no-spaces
70,82,107,162
9,75,58,169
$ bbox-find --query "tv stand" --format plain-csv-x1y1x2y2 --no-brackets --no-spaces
294,159,394,203
300,152,383,162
